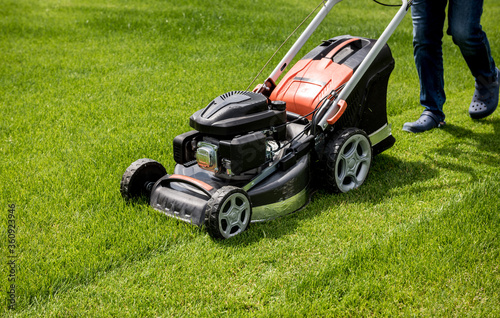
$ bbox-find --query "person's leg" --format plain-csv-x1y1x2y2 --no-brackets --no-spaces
403,0,447,132
448,0,496,80
448,0,499,119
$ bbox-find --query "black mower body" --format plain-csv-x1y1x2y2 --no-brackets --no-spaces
121,35,397,238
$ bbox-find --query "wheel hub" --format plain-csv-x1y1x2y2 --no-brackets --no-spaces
219,193,251,237
335,133,372,192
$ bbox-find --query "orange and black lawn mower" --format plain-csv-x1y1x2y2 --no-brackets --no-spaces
120,0,413,239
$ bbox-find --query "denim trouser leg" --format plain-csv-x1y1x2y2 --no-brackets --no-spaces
412,0,447,121
412,0,496,122
448,0,497,82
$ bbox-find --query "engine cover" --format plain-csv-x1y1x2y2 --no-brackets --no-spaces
189,91,286,136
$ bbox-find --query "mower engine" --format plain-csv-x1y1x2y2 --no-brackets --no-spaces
173,91,288,180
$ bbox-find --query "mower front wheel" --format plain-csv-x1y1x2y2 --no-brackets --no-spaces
206,186,252,239
324,128,372,193
120,158,167,200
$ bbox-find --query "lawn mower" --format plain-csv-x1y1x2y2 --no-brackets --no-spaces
120,0,412,239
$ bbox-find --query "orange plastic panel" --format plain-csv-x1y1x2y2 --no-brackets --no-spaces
269,39,360,119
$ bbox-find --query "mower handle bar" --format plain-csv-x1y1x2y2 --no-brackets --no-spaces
316,0,411,131
268,0,344,83
265,0,410,132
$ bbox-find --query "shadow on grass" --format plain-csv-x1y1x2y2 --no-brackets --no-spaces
218,154,439,245
431,118,500,176
190,119,500,245
442,118,500,153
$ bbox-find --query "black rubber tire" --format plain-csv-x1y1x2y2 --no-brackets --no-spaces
206,186,252,239
323,128,372,193
120,158,167,200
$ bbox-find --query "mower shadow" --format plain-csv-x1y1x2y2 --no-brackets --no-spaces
227,119,500,243
218,154,439,245
211,118,500,245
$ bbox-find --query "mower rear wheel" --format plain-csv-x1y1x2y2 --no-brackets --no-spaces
120,158,167,200
206,186,252,239
324,128,372,193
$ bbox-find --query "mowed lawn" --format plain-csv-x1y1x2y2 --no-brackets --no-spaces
1,0,499,316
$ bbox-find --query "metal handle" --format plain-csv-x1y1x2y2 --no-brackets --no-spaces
315,0,410,131
268,0,344,83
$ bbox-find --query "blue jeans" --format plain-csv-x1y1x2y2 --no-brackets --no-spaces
412,0,497,121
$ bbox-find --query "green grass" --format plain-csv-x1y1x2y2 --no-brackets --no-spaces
1,0,499,316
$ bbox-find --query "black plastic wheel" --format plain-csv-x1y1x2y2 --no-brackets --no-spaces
323,128,372,193
206,186,252,239
120,158,167,200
